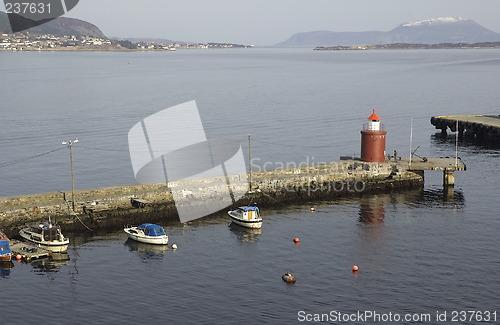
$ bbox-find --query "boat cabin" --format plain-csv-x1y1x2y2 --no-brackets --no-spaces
238,206,260,220
28,223,64,242
0,240,12,257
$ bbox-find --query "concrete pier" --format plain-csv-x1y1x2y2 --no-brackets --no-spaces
395,157,466,187
430,115,500,140
0,159,427,235
0,156,469,236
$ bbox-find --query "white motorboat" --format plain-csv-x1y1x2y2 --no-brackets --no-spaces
124,223,169,245
19,221,69,253
228,206,262,229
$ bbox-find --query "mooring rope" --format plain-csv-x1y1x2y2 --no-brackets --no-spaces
64,200,93,231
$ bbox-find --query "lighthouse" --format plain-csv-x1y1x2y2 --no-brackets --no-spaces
360,109,387,163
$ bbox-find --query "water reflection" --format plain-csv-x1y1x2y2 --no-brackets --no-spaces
228,223,262,243
124,239,168,260
359,197,386,224
431,133,500,150
408,186,465,208
31,253,70,274
357,187,465,225
0,261,14,278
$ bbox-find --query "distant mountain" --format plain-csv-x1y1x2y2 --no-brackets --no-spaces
0,11,107,38
277,17,500,47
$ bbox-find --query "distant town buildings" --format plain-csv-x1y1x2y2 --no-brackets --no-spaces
0,33,114,51
0,33,254,51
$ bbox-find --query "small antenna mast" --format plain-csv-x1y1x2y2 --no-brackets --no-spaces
455,119,459,168
409,117,413,168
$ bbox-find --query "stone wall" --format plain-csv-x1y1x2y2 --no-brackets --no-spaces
0,160,423,236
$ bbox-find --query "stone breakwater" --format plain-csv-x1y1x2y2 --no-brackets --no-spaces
0,160,423,236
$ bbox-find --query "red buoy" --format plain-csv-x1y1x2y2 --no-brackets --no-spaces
293,237,300,243
352,265,359,272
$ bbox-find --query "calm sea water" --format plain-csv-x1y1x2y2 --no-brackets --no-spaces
1,48,499,324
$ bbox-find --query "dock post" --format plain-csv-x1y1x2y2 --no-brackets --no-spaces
440,127,447,137
443,169,455,187
443,186,454,199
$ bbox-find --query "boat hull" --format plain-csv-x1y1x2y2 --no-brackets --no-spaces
228,213,263,229
19,229,69,253
124,228,169,245
0,254,12,262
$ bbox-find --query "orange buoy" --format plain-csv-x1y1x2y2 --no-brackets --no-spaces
293,237,300,243
15,254,22,260
282,272,296,283
310,207,315,212
352,265,359,272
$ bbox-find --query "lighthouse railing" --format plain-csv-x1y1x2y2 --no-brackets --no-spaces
362,123,385,131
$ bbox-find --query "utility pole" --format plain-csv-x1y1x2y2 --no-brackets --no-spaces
62,138,78,211
248,134,252,192
455,119,459,169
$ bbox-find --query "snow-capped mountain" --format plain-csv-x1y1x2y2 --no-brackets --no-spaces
277,17,500,47
389,17,500,44
401,17,469,27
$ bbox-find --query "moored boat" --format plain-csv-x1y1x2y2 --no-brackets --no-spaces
124,223,169,245
19,221,69,253
0,240,12,262
229,134,263,229
228,206,263,229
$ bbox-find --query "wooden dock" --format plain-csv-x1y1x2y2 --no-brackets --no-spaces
430,115,500,140
10,240,52,261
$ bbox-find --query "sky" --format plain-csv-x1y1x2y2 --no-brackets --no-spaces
4,0,500,45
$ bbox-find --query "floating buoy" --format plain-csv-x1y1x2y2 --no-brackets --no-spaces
282,272,296,283
15,254,22,260
171,244,178,249
352,265,359,272
293,237,300,243
310,207,315,212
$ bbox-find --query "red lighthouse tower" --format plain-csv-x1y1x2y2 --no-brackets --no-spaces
360,109,387,163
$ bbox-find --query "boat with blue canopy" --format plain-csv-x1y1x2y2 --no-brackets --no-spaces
124,223,169,245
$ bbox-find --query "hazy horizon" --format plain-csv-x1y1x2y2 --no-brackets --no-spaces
2,0,500,45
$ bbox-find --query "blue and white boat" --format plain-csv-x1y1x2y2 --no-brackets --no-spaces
124,223,169,245
0,239,13,262
228,206,263,229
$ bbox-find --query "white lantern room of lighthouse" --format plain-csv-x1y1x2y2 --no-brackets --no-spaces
367,109,382,131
